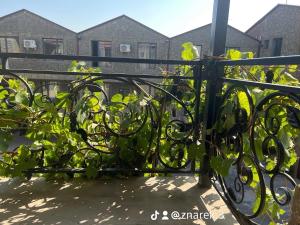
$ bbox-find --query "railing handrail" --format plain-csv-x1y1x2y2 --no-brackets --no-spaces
0,69,197,80
0,53,201,66
217,55,300,66
221,77,300,94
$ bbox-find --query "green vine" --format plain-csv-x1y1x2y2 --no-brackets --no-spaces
0,44,298,225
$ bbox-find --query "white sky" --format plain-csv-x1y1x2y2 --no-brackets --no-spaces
161,0,300,36
1,0,300,37
228,0,300,32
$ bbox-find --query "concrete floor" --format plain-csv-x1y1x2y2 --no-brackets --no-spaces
0,176,239,225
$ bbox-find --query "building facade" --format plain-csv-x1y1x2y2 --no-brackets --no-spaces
0,9,78,95
77,15,170,96
246,4,300,57
0,8,272,96
169,24,260,60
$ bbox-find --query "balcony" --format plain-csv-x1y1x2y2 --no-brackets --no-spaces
1,48,299,224
0,1,300,224
0,176,240,225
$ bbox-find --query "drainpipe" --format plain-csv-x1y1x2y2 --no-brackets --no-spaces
257,40,261,58
76,35,81,56
166,39,171,72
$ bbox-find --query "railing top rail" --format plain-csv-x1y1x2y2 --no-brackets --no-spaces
0,53,201,66
0,69,197,80
221,77,300,94
217,55,300,66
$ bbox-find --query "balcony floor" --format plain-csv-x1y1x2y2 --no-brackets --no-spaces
0,176,239,225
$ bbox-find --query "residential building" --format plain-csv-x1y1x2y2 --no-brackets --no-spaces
0,8,278,97
77,15,170,96
169,24,260,60
0,9,78,95
246,4,300,57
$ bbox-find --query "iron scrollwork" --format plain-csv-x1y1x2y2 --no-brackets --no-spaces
0,70,199,176
212,84,298,223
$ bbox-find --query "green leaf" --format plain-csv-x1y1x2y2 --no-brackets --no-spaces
188,142,206,160
139,99,147,106
41,140,55,149
252,88,264,105
271,203,283,220
237,91,250,116
8,79,18,89
223,114,235,131
241,52,254,59
288,64,297,73
210,156,233,177
56,93,71,108
56,92,69,99
181,42,197,61
285,149,297,168
0,89,8,100
278,129,292,150
15,92,29,105
279,72,299,84
111,93,123,102
226,49,241,60
86,163,98,179
252,194,261,213
119,148,134,163
0,132,12,152
123,94,138,104
254,139,264,161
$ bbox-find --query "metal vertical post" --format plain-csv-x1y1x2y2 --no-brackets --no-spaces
192,63,202,172
1,57,8,70
200,0,230,188
209,0,231,57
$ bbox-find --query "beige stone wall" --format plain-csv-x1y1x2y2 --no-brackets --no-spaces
78,16,170,76
0,10,77,76
247,5,300,57
169,24,260,60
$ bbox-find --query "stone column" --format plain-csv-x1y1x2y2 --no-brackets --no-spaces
289,185,300,225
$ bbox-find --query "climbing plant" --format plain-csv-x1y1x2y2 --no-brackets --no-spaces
0,43,299,225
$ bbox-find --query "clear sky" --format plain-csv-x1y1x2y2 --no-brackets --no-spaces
0,0,300,37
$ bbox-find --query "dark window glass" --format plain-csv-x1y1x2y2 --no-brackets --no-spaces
0,37,20,53
43,38,63,55
272,38,282,56
264,40,269,49
91,41,112,67
195,45,202,59
91,40,99,67
138,43,157,70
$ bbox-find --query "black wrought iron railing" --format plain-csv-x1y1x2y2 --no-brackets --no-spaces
209,57,300,224
0,52,299,225
0,53,204,176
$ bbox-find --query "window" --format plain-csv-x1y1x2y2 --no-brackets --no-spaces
138,43,156,70
0,37,20,53
91,41,112,67
272,38,282,56
263,40,269,49
43,38,63,55
194,45,202,59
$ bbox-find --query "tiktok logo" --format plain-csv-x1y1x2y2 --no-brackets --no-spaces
150,210,160,220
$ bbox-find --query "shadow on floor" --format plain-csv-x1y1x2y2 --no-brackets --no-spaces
0,176,239,225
